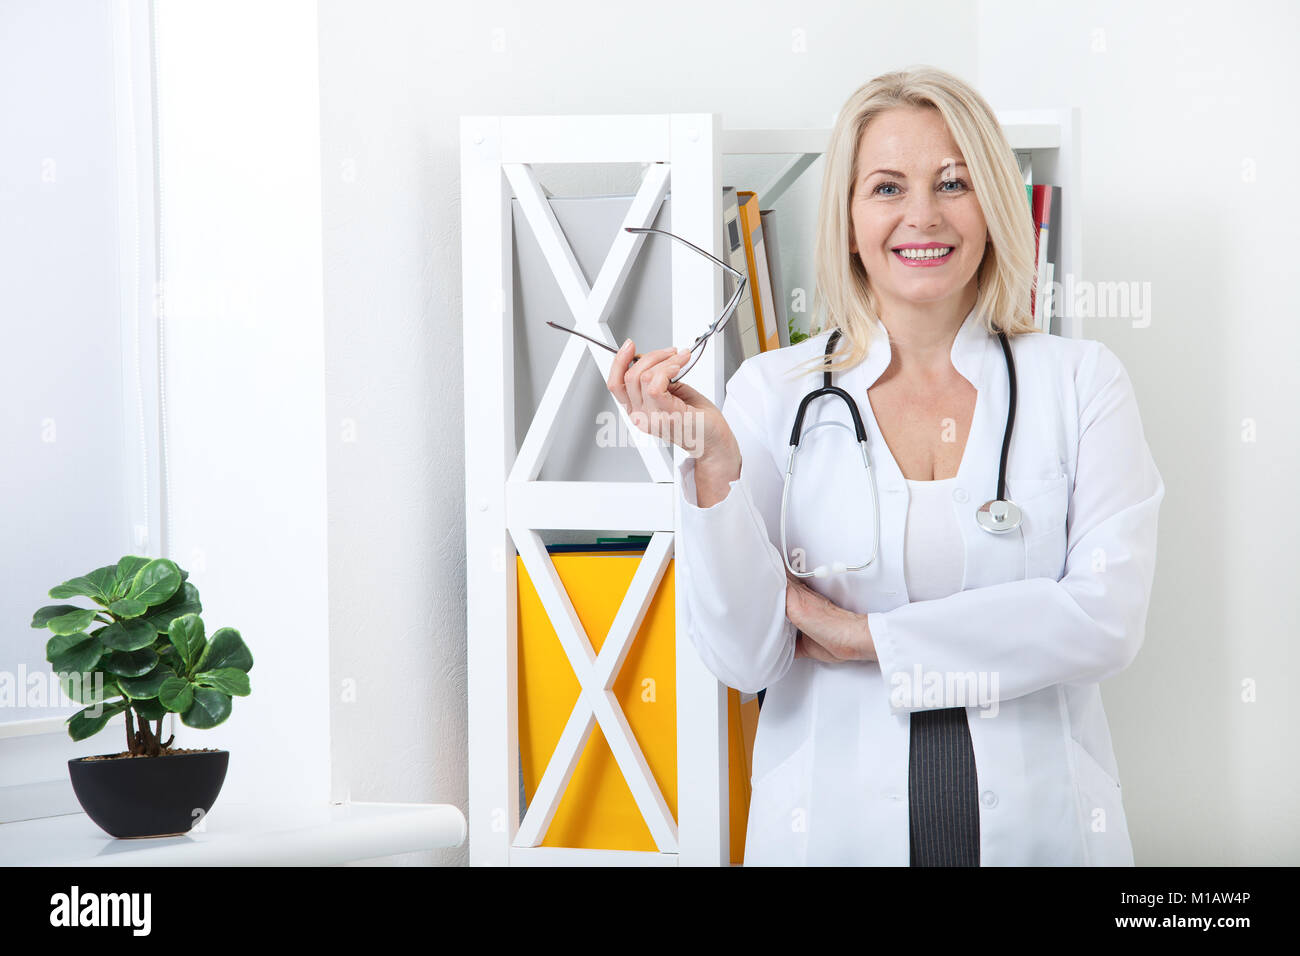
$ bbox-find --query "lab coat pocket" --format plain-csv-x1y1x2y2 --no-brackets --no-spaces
1009,474,1070,581
745,733,813,866
1069,737,1134,866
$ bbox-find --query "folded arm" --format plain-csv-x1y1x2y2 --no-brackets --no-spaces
869,342,1165,713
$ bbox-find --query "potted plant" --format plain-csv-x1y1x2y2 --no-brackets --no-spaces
30,555,253,839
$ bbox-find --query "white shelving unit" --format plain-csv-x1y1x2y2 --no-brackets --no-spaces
461,109,1082,867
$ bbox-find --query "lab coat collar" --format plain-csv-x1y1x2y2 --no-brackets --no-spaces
852,304,991,391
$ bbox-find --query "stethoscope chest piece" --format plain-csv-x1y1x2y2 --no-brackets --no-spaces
975,498,1022,534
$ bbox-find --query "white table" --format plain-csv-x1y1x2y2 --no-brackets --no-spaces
0,800,466,866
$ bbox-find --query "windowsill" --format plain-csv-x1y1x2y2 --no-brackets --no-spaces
0,800,466,866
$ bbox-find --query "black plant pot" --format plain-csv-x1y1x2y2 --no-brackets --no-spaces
68,750,230,839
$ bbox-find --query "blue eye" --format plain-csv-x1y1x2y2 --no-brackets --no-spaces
871,178,969,196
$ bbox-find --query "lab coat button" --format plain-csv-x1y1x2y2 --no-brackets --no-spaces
952,488,969,503
980,790,998,808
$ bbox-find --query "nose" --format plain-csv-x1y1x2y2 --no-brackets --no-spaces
903,187,943,230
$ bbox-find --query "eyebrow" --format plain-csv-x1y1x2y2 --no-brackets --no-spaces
862,161,967,181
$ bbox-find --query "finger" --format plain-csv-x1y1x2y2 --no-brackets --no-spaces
643,348,694,435
643,348,691,406
624,346,679,413
785,580,801,613
607,339,635,406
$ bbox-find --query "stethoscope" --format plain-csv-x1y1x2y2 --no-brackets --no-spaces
780,326,1021,578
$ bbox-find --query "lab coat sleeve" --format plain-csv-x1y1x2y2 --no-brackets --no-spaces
676,360,797,695
868,341,1165,713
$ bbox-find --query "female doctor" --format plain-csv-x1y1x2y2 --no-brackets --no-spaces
606,66,1164,866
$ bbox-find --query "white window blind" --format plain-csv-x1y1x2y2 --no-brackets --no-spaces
0,0,163,796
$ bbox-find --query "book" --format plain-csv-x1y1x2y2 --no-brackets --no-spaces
736,190,780,352
1030,183,1060,331
760,208,790,348
722,186,762,363
1042,185,1062,335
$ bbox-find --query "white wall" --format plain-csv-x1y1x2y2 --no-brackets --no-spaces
977,0,1300,866
154,0,331,808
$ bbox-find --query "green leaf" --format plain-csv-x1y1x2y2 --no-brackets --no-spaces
49,565,116,604
168,614,206,674
115,663,173,700
158,676,194,713
58,670,120,705
101,647,158,678
112,556,152,600
194,667,250,697
98,618,158,652
197,627,253,674
68,698,129,741
108,597,148,619
31,604,85,629
132,697,167,720
47,634,105,673
87,566,118,604
127,559,182,608
45,607,100,636
138,582,202,634
181,687,232,729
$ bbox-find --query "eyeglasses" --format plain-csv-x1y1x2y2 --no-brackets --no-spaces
546,226,746,385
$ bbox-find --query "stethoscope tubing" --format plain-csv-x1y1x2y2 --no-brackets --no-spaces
781,324,1019,579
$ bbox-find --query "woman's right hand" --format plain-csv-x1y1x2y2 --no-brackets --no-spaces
605,339,738,466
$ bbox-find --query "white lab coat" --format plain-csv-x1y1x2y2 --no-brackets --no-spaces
677,306,1164,866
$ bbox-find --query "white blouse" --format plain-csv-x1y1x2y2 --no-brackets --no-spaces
902,477,965,603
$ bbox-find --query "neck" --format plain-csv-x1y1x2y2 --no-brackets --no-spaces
874,288,978,379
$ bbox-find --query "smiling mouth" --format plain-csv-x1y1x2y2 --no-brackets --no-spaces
892,245,955,263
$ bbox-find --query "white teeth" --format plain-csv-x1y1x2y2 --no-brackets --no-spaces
895,246,954,259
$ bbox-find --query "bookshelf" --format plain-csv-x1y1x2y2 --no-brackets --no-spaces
460,108,1082,867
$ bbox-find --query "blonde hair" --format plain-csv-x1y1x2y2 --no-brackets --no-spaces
785,65,1040,383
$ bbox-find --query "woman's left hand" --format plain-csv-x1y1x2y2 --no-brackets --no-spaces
785,571,877,662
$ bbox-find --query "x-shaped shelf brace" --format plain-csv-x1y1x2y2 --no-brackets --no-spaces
504,159,677,485
510,527,678,851
503,159,690,850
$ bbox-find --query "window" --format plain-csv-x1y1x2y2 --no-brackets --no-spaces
0,0,163,810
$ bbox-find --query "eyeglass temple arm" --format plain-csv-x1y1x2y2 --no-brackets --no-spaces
625,226,747,350
624,226,745,284
544,227,748,359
